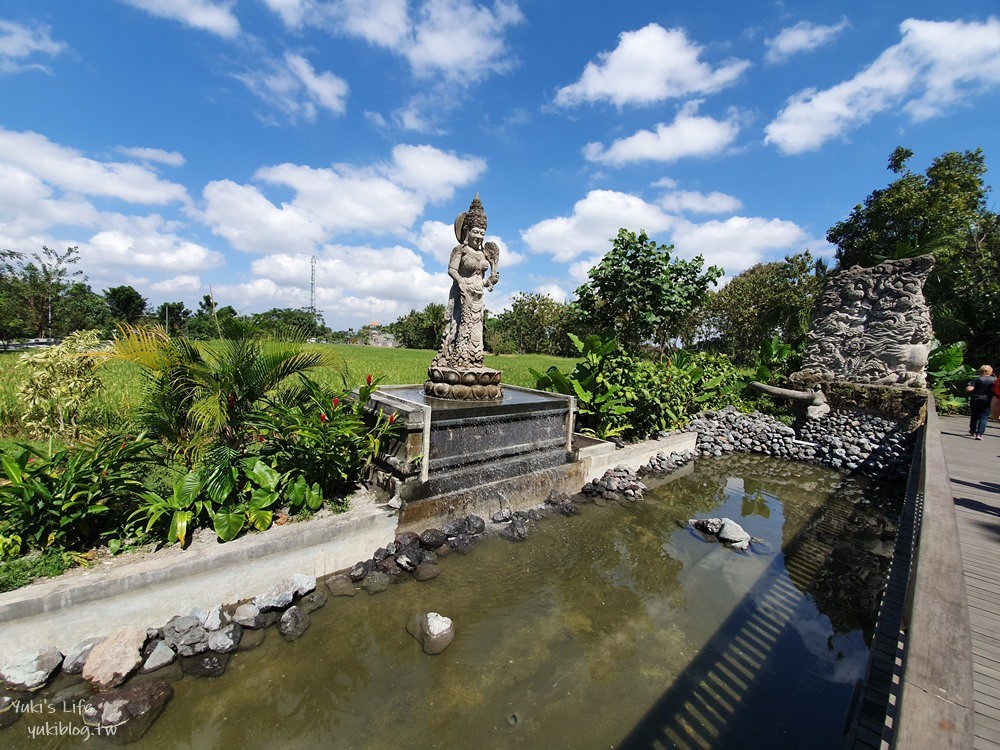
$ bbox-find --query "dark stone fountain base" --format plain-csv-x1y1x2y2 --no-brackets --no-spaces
366,385,574,503
424,366,503,401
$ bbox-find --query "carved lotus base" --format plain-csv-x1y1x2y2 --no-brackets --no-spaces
424,366,503,401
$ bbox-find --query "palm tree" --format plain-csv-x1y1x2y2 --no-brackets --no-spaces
99,317,330,471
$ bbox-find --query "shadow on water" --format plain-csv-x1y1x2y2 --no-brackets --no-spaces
617,456,901,750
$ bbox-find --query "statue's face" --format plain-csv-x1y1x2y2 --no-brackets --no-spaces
467,225,485,248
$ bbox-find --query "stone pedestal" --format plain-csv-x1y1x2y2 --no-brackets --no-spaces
424,366,503,401
366,385,574,503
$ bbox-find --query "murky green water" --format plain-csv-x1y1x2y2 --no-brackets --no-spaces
4,454,902,749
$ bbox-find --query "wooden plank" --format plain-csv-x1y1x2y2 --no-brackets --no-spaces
935,415,997,749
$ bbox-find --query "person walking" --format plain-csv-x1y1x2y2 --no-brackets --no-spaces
966,365,996,439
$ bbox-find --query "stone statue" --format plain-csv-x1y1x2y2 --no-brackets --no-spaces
425,194,503,400
794,255,935,388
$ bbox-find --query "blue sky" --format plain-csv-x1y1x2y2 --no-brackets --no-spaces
1,1,998,331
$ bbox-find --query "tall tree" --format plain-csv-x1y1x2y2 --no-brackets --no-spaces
488,292,578,356
154,301,192,335
53,282,111,336
574,229,723,355
828,147,989,270
388,303,446,350
104,285,148,325
702,252,826,364
251,307,327,339
6,246,85,338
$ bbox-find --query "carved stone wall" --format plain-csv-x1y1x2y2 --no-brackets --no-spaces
794,255,935,389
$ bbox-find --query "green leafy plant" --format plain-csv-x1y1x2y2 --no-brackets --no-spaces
252,374,401,503
0,432,158,553
752,335,795,383
926,340,976,413
532,333,634,439
209,460,284,542
98,318,330,466
131,469,209,548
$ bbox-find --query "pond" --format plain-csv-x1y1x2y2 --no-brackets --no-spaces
4,453,903,749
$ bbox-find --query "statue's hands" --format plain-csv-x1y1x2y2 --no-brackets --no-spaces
486,272,499,290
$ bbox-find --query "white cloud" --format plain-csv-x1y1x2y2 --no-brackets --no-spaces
0,128,189,205
554,24,749,108
263,0,521,82
406,0,524,80
568,257,600,285
116,146,186,167
259,0,315,29
669,216,810,275
201,145,483,253
765,17,1000,154
651,177,679,189
150,274,202,293
119,0,241,38
659,190,742,215
216,242,452,328
521,190,672,262
201,179,327,254
415,219,457,265
765,19,849,64
81,216,225,272
0,19,67,74
262,0,410,45
0,164,99,238
237,52,349,123
532,283,568,303
389,144,486,201
583,102,740,166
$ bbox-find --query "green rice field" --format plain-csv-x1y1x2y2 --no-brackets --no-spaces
0,344,578,439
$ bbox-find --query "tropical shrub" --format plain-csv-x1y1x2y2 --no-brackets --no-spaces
99,318,329,467
129,373,400,547
252,374,398,501
0,432,159,555
751,335,799,383
532,333,634,439
131,469,207,548
926,340,976,413
16,329,105,438
603,349,743,438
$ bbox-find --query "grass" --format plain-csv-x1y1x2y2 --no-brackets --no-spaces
0,344,579,438
0,550,72,594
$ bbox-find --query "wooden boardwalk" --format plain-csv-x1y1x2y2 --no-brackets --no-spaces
940,414,1000,750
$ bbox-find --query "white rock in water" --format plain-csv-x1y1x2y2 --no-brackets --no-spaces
426,613,452,638
717,518,751,546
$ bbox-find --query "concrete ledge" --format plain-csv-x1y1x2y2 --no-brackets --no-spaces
0,494,397,655
582,431,696,483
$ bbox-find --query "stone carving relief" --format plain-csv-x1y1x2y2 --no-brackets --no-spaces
425,194,503,400
794,255,935,388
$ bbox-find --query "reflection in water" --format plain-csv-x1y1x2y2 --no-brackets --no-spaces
3,455,902,750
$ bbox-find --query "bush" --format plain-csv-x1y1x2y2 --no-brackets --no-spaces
16,330,105,438
532,334,634,439
603,350,744,438
0,433,159,555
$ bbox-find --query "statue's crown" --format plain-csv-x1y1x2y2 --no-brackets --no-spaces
464,193,487,232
